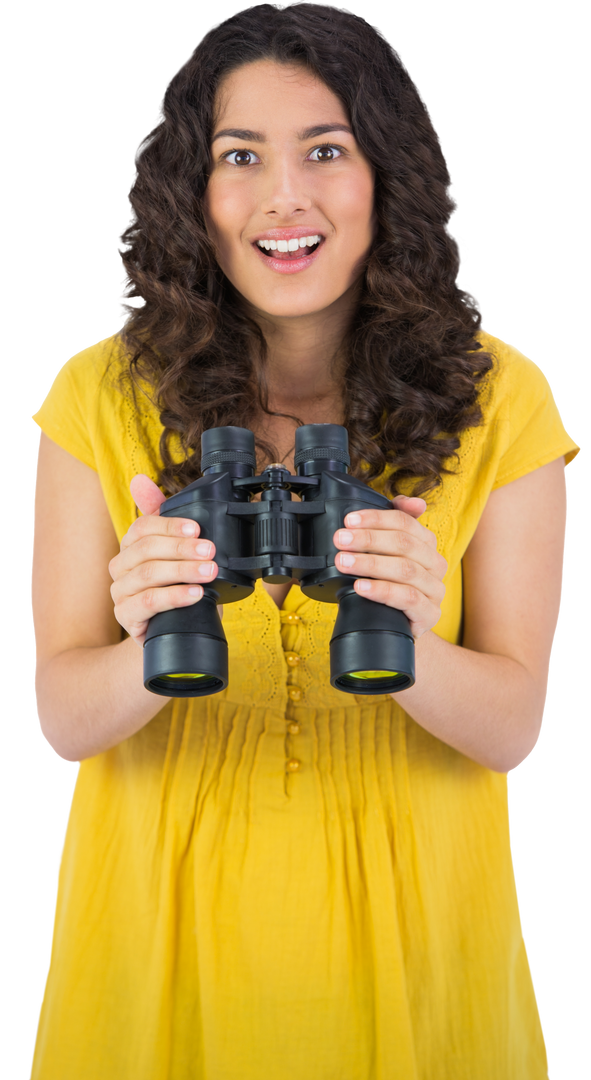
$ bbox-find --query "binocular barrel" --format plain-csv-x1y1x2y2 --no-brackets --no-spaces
143,424,415,698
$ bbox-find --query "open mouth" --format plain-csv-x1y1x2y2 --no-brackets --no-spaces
253,237,324,258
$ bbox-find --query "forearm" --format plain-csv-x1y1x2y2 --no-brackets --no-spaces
396,631,546,772
36,636,169,762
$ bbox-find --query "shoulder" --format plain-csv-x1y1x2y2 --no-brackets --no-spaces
475,330,577,467
60,330,133,395
72,333,126,367
51,333,132,401
35,331,160,454
475,330,553,422
34,334,163,534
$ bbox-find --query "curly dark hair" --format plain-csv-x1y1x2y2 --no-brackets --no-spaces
120,2,493,497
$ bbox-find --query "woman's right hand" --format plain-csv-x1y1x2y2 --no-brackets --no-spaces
108,474,219,646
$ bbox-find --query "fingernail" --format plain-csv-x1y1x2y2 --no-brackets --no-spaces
356,579,372,592
181,522,196,536
198,562,216,577
337,529,354,546
188,586,203,597
196,541,212,557
339,552,356,567
345,513,361,527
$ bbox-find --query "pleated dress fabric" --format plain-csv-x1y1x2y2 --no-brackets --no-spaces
31,332,578,1079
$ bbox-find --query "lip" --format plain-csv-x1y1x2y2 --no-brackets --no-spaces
252,241,324,275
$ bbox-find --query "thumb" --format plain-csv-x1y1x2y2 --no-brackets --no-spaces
391,494,427,520
130,474,166,517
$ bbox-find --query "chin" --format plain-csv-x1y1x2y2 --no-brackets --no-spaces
258,297,339,319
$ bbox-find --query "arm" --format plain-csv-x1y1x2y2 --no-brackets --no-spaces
33,435,164,761
333,457,567,772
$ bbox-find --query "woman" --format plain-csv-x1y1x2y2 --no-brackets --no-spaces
31,4,578,1077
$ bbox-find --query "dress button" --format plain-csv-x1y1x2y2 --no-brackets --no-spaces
288,687,302,702
286,758,301,773
285,652,301,667
284,613,301,624
287,722,301,735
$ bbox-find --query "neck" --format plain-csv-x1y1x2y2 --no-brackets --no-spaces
249,282,360,415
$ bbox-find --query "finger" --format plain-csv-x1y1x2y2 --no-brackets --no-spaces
130,474,166,517
110,565,217,626
352,577,442,639
118,505,206,557
339,505,436,552
332,518,445,578
334,548,447,609
119,558,218,597
112,569,216,634
114,583,207,645
112,531,216,583
390,494,427,519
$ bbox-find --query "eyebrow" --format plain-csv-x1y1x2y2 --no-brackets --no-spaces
211,123,354,143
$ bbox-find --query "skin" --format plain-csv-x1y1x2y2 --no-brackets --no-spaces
126,59,447,643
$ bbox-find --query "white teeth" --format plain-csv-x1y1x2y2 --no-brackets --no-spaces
257,234,322,252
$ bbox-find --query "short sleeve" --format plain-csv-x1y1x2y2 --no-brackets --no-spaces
490,347,579,490
32,342,116,472
32,336,168,542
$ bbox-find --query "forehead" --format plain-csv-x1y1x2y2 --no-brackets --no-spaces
213,59,349,133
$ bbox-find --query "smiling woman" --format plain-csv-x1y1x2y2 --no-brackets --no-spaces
30,4,578,1079
205,68,374,299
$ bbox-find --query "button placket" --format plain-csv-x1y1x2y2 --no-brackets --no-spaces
281,613,304,702
281,610,305,772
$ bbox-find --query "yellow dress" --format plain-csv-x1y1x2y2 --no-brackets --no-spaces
32,332,578,1079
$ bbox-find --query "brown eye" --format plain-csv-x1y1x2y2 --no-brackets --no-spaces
308,145,342,163
225,149,260,166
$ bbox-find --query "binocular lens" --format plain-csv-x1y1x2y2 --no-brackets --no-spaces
349,670,400,679
146,671,225,694
334,670,410,693
164,672,211,679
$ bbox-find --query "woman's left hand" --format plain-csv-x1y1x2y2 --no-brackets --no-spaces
333,495,447,640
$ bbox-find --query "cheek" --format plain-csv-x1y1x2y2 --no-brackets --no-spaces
203,183,237,248
342,172,375,245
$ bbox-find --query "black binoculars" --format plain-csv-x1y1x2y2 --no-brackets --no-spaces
143,424,415,698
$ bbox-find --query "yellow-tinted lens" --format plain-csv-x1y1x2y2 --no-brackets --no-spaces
165,672,211,680
352,670,400,680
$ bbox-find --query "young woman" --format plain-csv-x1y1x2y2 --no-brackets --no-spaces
31,4,578,1078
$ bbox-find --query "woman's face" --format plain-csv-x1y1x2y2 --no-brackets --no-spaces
204,60,375,320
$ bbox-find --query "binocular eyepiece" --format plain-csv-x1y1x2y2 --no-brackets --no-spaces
143,424,415,698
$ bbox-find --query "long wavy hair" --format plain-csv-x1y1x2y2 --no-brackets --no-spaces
121,2,493,497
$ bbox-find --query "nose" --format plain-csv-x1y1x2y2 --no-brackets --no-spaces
260,157,312,218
